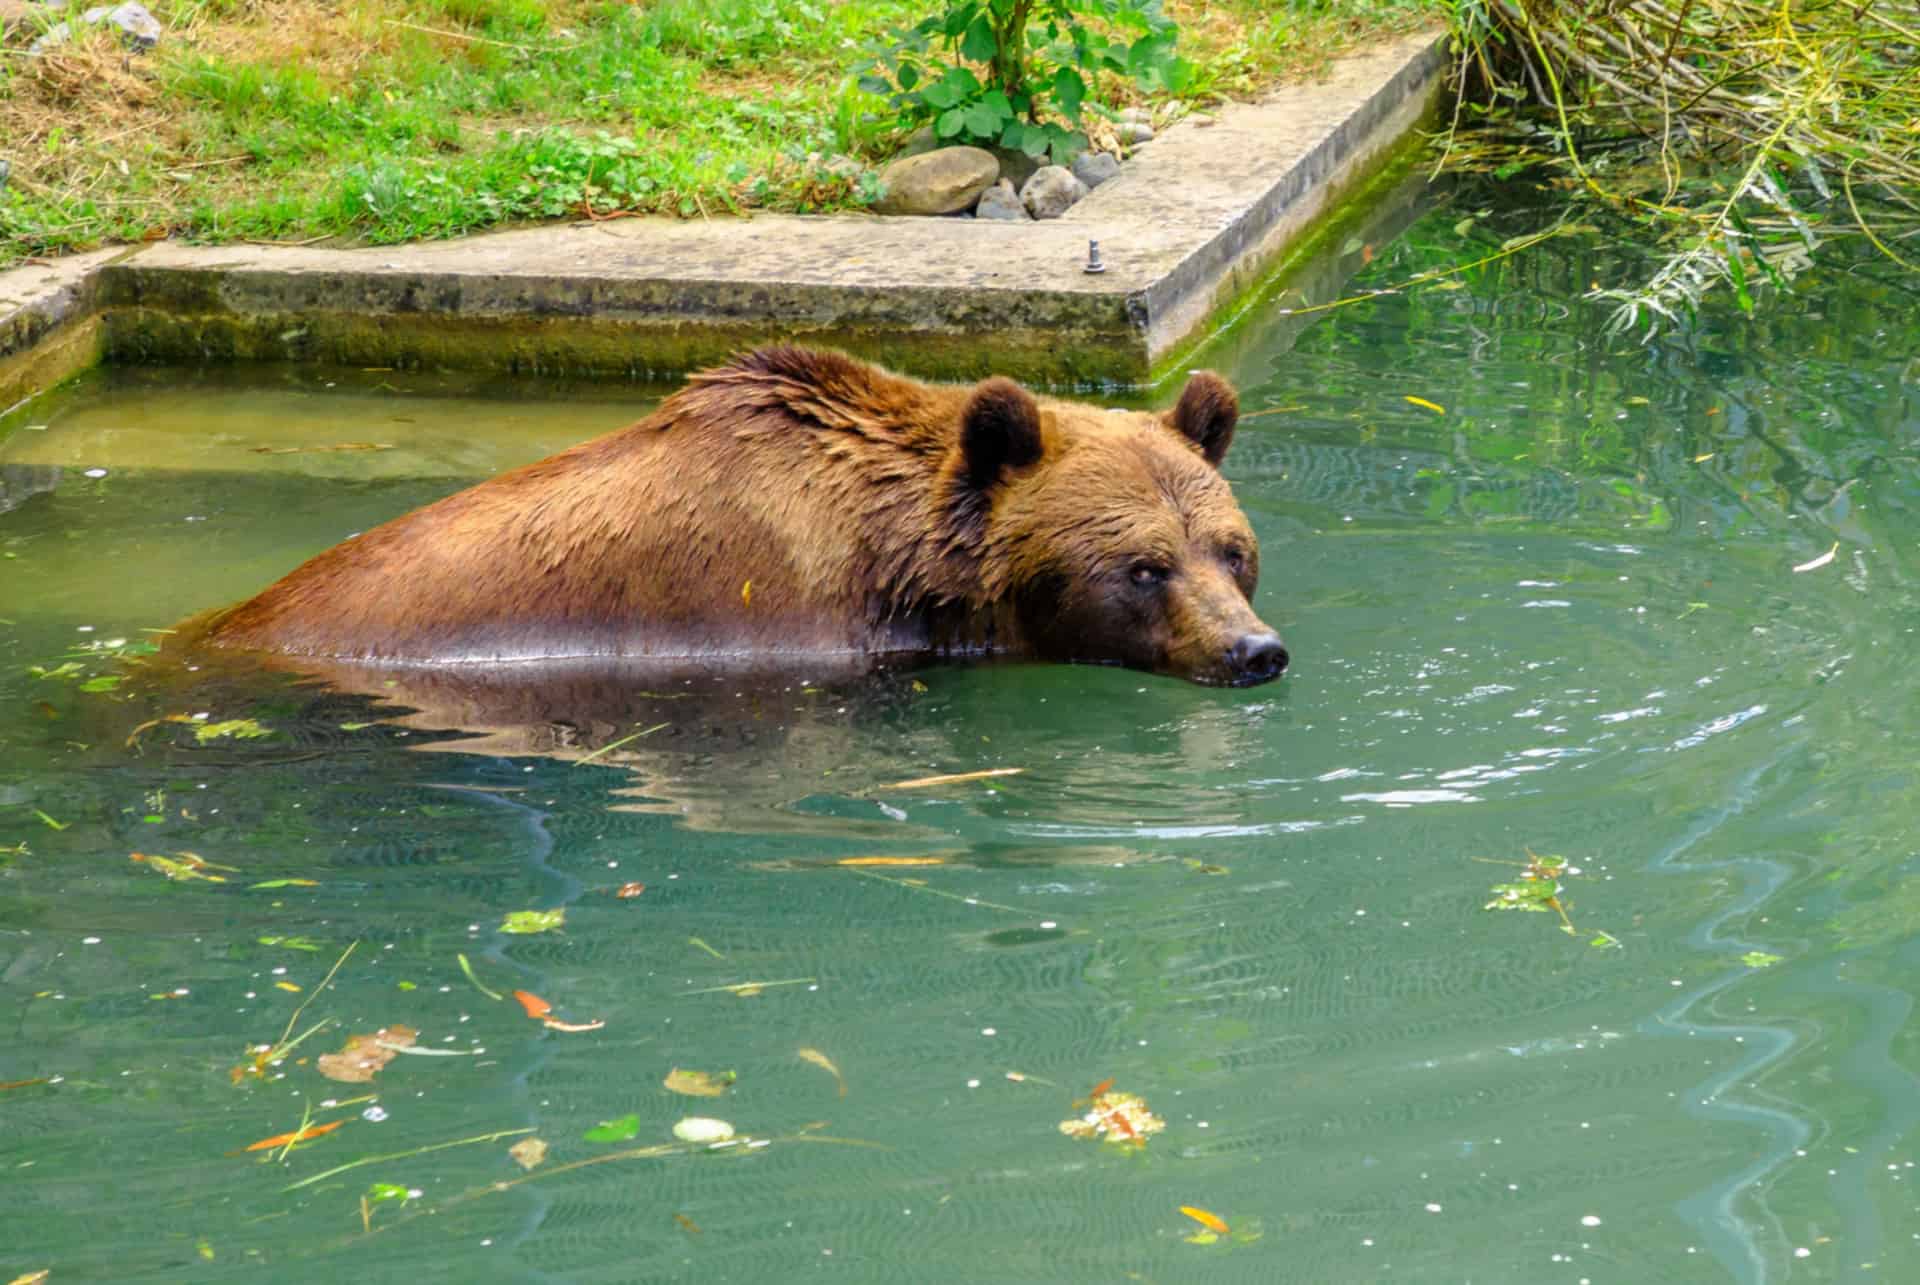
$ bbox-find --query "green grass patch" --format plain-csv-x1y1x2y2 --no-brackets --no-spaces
0,0,1438,264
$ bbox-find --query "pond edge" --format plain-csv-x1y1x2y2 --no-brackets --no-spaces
0,30,1445,405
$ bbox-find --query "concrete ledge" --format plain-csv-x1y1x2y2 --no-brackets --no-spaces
0,31,1444,394
0,247,124,412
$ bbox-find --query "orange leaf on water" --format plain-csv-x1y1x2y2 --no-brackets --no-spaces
1087,1077,1114,1099
243,1119,346,1151
1179,1205,1229,1235
616,882,646,898
513,990,552,1019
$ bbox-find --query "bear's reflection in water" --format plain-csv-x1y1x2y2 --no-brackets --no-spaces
129,648,1285,865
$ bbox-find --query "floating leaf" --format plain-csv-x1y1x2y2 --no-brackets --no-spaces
132,851,237,883
833,856,948,867
664,1068,736,1097
249,879,320,890
513,990,552,1019
1791,542,1839,573
457,952,504,1001
616,881,646,898
876,768,1024,791
191,718,272,743
798,1047,847,1097
1404,395,1446,415
541,1017,606,1033
501,908,565,935
508,1137,549,1171
1179,1205,1229,1234
671,1117,735,1144
257,935,323,951
741,580,752,608
1059,1085,1164,1146
316,1024,417,1083
583,1114,642,1143
1742,950,1783,968
674,1213,702,1235
244,1119,346,1151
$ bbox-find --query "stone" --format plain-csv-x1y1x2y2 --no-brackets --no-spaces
1118,123,1155,147
1070,150,1121,189
1118,106,1153,125
873,146,999,217
1019,166,1089,221
987,145,1044,190
972,179,1030,221
896,126,939,159
27,0,161,52
1189,113,1217,128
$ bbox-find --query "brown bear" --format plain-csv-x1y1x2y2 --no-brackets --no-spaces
196,345,1287,687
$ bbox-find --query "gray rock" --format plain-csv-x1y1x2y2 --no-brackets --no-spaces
986,145,1043,190
1070,150,1120,189
972,179,1030,221
1118,122,1155,147
873,146,998,217
1118,106,1153,125
895,125,938,159
28,0,160,51
1019,165,1089,220
1188,113,1217,128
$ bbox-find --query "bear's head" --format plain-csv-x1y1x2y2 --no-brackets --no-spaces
950,370,1287,687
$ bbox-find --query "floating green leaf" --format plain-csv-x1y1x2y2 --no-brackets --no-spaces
1741,950,1783,968
193,718,272,743
501,909,566,935
582,1113,642,1143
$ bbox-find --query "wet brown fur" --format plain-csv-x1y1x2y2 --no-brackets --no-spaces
197,346,1278,684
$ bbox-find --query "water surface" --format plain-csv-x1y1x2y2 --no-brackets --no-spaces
2,207,1917,1283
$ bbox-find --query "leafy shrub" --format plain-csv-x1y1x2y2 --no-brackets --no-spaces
859,0,1192,164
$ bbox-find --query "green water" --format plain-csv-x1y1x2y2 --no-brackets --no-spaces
3,211,1918,1285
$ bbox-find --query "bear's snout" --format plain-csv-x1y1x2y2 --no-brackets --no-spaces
1225,632,1289,686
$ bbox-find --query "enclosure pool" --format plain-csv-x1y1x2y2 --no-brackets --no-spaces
2,201,1917,1283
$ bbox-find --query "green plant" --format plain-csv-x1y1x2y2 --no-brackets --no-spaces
859,0,1193,164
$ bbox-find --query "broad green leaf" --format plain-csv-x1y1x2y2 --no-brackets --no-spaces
501,908,566,934
965,100,1005,138
941,1,978,38
920,78,960,110
936,106,967,138
960,13,997,63
582,1113,641,1142
1051,66,1086,119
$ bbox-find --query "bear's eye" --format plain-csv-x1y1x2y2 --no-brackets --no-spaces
1129,562,1169,587
1223,546,1247,574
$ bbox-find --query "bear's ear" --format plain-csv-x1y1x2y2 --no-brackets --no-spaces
1165,371,1239,467
959,377,1044,489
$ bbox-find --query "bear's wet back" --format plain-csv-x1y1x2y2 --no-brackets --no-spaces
195,345,1286,687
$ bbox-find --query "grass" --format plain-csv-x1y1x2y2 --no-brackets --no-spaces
0,0,1438,265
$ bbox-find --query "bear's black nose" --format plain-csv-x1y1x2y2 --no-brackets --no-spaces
1227,632,1289,685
